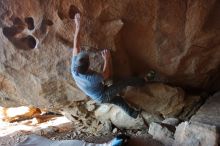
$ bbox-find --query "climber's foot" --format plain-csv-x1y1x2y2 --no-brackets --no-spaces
144,70,168,83
110,134,130,146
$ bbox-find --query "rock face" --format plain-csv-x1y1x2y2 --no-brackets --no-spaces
172,92,220,146
124,83,201,119
94,83,201,128
95,104,146,129
0,0,219,125
148,122,175,146
174,121,219,146
191,92,220,128
147,92,220,146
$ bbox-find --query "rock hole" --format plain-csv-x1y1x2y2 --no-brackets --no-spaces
69,5,80,19
25,17,35,30
3,25,25,38
26,35,37,49
13,17,24,26
21,35,37,49
3,27,18,38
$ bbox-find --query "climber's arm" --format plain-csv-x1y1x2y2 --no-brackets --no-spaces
101,49,112,80
72,13,81,56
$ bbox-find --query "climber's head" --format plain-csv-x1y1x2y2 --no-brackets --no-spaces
75,52,90,74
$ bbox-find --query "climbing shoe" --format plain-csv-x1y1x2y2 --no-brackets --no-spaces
145,70,169,83
110,134,130,146
146,70,156,81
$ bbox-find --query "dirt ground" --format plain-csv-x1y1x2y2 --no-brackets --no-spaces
0,129,163,146
0,111,163,146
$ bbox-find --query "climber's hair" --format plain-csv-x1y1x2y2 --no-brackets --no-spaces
76,57,90,74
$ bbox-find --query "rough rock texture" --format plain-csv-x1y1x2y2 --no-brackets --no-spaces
147,92,220,146
190,92,220,128
174,92,220,146
95,104,146,129
174,121,219,146
0,0,219,128
162,118,180,126
0,106,41,122
148,122,175,146
95,83,201,128
124,83,201,118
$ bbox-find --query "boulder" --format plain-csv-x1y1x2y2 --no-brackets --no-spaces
173,93,220,146
141,111,164,124
95,104,146,129
124,83,201,118
143,91,220,146
174,121,219,146
162,118,180,127
94,83,201,129
148,122,175,146
190,92,220,128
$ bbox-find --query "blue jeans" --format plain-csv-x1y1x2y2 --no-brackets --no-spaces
99,77,145,118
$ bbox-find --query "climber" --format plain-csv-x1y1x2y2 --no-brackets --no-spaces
71,13,147,118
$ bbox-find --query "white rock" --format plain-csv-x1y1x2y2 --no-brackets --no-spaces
173,121,218,146
95,104,146,129
141,111,164,124
112,128,118,134
162,118,180,126
148,122,174,146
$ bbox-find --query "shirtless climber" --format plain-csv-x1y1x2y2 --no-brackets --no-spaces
71,13,148,118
